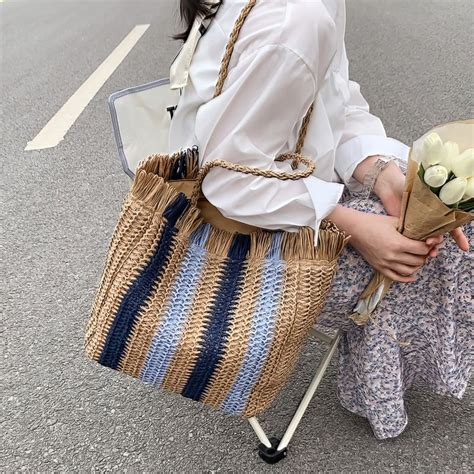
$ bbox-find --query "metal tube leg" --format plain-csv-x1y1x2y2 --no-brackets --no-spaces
248,417,272,448
277,330,342,451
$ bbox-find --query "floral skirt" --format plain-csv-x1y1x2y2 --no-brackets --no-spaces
317,191,473,439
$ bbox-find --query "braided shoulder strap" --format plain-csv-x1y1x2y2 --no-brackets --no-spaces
192,0,315,203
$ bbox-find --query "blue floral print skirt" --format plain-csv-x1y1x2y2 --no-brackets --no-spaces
317,190,473,439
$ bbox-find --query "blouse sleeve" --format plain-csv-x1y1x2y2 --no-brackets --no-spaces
195,44,344,243
334,45,410,193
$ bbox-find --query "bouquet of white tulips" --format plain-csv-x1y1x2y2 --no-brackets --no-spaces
351,120,474,333
420,134,473,211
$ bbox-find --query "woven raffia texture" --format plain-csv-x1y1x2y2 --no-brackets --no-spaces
86,151,348,417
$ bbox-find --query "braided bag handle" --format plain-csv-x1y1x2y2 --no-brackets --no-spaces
191,0,315,204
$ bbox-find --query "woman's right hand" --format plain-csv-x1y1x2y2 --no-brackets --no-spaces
328,206,440,283
348,213,434,282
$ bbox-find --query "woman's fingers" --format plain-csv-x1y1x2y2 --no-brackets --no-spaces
429,245,440,258
426,236,443,247
391,263,422,277
396,253,427,267
450,227,469,251
399,236,431,255
383,268,417,283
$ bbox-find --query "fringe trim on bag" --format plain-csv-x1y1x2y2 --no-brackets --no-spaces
138,149,200,181
131,170,179,212
130,151,349,264
175,210,348,263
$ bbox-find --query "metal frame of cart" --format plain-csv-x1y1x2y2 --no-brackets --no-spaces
248,329,341,464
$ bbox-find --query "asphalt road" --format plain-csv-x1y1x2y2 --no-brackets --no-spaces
2,0,473,472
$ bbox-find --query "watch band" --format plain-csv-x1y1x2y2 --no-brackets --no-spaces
360,155,396,199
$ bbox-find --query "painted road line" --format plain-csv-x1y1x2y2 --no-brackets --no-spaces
25,24,150,151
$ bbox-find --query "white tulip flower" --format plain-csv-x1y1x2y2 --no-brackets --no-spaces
421,132,446,168
463,177,474,200
439,177,468,205
451,148,474,178
438,141,459,173
424,165,448,188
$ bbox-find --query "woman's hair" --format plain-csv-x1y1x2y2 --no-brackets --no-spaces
174,1,221,41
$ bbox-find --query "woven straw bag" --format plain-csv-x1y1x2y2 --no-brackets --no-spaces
85,0,349,418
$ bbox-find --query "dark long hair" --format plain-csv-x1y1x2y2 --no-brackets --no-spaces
174,1,222,41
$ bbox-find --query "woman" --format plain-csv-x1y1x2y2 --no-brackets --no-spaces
169,0,472,439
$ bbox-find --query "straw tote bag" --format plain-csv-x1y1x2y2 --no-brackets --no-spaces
85,0,349,418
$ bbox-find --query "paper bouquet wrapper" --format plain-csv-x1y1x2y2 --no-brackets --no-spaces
351,120,474,326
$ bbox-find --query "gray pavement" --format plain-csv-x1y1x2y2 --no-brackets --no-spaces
2,0,473,471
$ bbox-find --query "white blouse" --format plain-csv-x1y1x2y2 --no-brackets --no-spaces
168,0,409,243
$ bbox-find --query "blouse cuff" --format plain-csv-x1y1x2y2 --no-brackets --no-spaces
335,134,410,193
302,175,344,247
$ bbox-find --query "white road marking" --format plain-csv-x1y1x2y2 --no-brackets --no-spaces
25,24,150,151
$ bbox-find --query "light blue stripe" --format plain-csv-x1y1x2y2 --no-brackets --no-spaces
140,224,211,386
221,233,285,415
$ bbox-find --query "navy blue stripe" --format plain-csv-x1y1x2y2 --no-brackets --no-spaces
171,151,187,179
181,234,251,401
98,194,189,370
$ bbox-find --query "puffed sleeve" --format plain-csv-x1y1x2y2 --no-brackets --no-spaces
334,44,410,192
195,44,344,244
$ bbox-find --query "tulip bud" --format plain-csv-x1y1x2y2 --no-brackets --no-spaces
424,165,448,188
451,148,474,178
439,177,467,205
439,141,459,173
422,132,446,168
463,177,474,200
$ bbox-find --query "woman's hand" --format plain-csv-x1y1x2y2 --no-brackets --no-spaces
349,213,435,282
328,206,435,282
